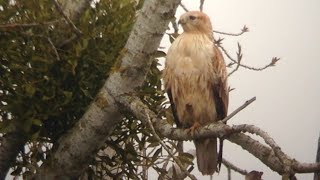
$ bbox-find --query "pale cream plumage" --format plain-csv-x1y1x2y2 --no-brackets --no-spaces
163,11,229,175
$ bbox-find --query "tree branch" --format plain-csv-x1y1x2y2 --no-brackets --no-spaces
179,3,189,12
232,124,290,170
217,43,280,73
52,0,83,36
222,96,256,123
0,20,61,30
213,25,249,36
199,0,205,12
222,158,247,175
33,0,181,179
57,0,92,21
123,95,320,176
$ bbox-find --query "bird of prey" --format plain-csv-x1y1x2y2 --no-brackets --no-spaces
163,11,229,175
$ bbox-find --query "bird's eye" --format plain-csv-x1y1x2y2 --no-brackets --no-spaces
189,15,196,20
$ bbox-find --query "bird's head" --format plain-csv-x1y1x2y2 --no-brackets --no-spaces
178,11,213,34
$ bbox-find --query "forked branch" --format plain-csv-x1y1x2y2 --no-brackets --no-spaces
214,25,249,36
121,95,320,177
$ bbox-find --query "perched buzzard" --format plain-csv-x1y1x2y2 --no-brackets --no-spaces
163,11,229,175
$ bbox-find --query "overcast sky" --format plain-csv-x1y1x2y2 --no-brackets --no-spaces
159,0,320,179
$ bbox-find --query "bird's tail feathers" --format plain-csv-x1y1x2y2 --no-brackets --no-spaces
195,138,217,175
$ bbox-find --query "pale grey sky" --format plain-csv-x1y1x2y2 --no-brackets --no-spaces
159,0,320,179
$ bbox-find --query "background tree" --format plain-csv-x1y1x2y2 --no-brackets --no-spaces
0,0,319,179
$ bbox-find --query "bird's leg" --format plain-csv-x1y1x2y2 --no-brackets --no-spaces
186,122,201,137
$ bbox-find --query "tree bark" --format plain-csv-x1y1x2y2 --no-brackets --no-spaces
34,0,181,179
122,96,320,176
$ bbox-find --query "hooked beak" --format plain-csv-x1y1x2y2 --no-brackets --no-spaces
178,19,186,25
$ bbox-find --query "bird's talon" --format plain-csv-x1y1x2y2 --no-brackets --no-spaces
187,122,201,137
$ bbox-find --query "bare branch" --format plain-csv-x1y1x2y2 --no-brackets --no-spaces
170,18,179,34
222,158,247,175
228,42,243,76
199,0,205,12
217,43,280,72
179,3,189,12
123,96,320,176
161,142,177,170
227,167,231,180
145,111,197,180
293,162,320,173
47,37,61,61
21,32,61,61
222,97,256,123
57,34,78,48
0,20,60,30
142,139,148,180
233,124,289,168
52,0,83,36
213,25,249,36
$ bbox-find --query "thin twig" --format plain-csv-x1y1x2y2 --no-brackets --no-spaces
162,141,178,170
213,26,249,36
52,0,83,36
227,167,231,180
179,3,189,12
171,18,179,34
228,42,243,76
0,20,61,30
0,23,41,29
47,37,60,61
218,43,280,72
57,34,79,48
222,97,256,123
142,137,148,180
222,158,247,175
146,146,158,157
21,32,61,61
199,0,205,12
145,111,197,180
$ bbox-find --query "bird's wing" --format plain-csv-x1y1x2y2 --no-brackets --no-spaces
212,45,229,171
212,45,229,120
167,89,181,128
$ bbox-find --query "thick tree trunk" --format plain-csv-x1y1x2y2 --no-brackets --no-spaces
34,0,181,179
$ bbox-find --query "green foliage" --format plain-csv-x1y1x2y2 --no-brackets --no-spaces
88,57,170,179
0,0,138,177
0,0,193,179
0,0,136,138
